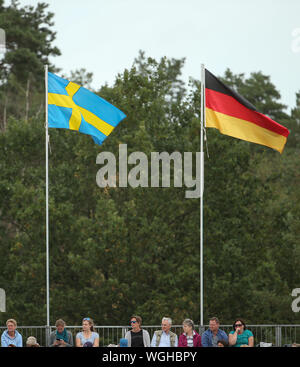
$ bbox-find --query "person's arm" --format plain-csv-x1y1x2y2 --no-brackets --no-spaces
59,332,73,347
228,331,238,346
151,332,157,347
174,334,178,347
93,333,99,347
178,334,184,347
242,334,254,347
17,334,22,347
66,332,74,347
198,334,202,347
201,331,209,347
1,333,8,347
143,330,150,347
221,331,229,343
75,334,82,347
124,331,131,347
247,336,254,347
49,333,59,347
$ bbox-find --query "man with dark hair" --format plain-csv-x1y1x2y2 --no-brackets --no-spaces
201,317,228,347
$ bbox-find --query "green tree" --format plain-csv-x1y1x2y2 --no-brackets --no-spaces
0,0,60,128
0,50,299,328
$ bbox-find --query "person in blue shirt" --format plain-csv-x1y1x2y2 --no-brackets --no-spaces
228,318,254,347
1,318,23,347
201,317,228,347
76,317,99,347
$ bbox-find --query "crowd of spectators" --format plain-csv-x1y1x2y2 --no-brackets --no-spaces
1,316,298,347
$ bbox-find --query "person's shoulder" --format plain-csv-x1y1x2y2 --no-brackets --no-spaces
92,331,99,338
0,330,7,341
76,331,82,338
229,330,235,334
245,329,254,336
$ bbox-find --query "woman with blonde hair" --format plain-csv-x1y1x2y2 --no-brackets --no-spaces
1,319,23,347
76,317,99,347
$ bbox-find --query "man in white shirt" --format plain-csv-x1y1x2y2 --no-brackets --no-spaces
151,317,178,347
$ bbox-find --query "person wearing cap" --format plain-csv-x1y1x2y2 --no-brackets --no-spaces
76,317,99,347
124,315,151,347
26,336,40,347
1,319,23,347
49,319,74,347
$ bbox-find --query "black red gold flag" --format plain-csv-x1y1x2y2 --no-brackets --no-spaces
205,69,289,153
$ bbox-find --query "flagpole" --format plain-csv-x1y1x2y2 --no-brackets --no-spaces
45,65,50,331
200,64,205,327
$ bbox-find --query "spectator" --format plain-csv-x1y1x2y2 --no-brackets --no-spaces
124,315,151,347
26,336,40,347
201,317,228,347
178,319,202,347
151,317,178,347
1,318,23,347
228,318,254,347
49,319,73,347
76,317,99,347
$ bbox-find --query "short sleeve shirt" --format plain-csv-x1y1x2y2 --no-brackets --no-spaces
76,331,99,346
229,329,253,347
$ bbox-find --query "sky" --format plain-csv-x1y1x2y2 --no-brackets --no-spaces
4,0,300,112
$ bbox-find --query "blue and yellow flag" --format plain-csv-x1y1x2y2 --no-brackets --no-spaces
47,72,126,145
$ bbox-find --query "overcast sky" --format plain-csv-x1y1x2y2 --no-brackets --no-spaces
5,0,300,112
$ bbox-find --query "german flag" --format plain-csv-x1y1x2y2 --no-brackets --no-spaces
205,69,289,153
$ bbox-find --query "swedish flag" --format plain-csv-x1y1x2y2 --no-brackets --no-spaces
47,72,126,145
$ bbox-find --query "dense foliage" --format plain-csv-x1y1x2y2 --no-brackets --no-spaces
0,1,300,327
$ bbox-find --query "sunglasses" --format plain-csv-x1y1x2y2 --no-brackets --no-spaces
130,320,137,324
83,317,91,321
235,323,243,327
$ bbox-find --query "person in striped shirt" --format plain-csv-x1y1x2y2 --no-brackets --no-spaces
178,319,202,347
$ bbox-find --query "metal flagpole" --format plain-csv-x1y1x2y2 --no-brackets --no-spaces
200,64,205,327
45,65,50,335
